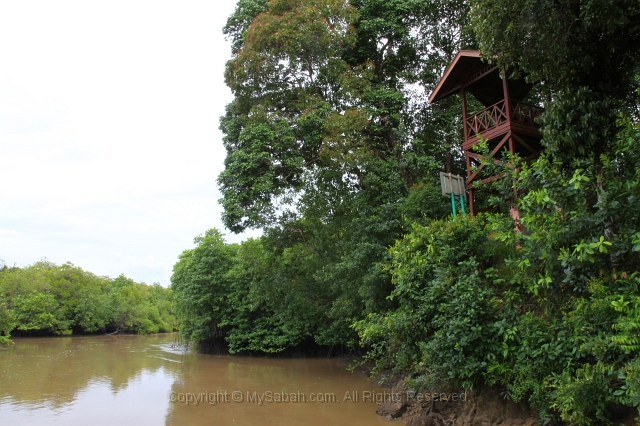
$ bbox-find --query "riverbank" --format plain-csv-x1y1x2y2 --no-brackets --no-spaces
373,378,639,426
350,359,537,425
375,379,536,426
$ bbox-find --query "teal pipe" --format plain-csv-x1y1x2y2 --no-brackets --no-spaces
451,193,457,220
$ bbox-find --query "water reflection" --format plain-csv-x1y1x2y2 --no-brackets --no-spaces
0,335,181,406
165,356,389,426
0,334,388,425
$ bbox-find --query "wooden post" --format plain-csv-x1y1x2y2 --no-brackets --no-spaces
462,89,474,215
461,88,469,142
466,154,476,216
502,67,512,123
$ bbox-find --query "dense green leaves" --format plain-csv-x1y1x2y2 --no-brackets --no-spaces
170,229,237,346
219,0,472,233
169,1,640,424
223,0,270,54
171,228,331,353
0,261,175,344
354,217,500,387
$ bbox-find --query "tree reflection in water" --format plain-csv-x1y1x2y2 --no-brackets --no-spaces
0,334,388,426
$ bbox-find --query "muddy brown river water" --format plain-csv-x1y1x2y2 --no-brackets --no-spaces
0,333,391,425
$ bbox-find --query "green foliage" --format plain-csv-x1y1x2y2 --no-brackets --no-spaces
219,0,473,233
13,291,71,335
0,295,17,345
169,2,640,424
0,261,175,339
222,0,270,54
225,235,334,352
171,228,326,353
345,117,640,423
171,229,238,345
463,119,640,423
353,216,502,388
108,275,175,334
207,0,476,359
399,181,452,224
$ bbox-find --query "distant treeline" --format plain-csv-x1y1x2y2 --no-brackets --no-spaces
0,261,176,344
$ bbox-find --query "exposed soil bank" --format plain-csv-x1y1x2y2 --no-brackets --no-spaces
375,379,639,426
376,383,536,426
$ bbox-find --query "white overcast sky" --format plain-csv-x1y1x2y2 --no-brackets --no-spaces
0,1,261,286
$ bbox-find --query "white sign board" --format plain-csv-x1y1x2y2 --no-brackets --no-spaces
439,172,466,197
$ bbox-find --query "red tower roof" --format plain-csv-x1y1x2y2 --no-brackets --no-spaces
429,50,533,106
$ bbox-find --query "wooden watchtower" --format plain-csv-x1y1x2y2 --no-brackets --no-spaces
428,50,544,215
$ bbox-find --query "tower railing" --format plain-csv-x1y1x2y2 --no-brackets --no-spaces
511,101,544,126
465,99,543,139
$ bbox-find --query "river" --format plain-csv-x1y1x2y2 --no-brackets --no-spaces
0,334,391,425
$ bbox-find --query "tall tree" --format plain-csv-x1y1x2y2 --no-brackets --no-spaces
215,0,476,348
219,0,474,233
